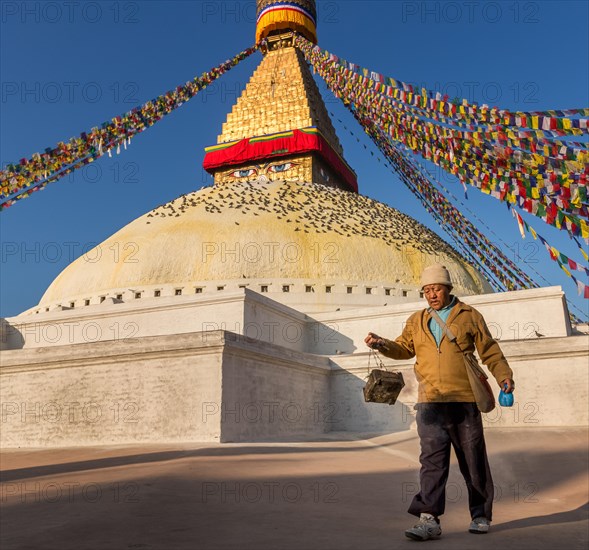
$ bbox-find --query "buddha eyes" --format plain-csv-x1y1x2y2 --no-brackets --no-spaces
230,163,292,179
267,163,292,173
232,168,257,178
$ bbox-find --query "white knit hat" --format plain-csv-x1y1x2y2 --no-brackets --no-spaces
421,265,453,288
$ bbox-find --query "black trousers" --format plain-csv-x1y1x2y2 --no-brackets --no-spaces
408,402,494,521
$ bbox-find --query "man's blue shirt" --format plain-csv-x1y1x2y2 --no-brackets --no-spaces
428,296,457,347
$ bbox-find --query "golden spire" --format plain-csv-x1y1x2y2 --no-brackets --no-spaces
202,0,357,192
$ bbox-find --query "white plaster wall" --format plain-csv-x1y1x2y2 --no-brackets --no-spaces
219,340,332,442
2,289,348,356
0,332,225,447
3,290,311,352
242,294,308,352
1,330,587,449
477,337,589,428
4,287,572,356
2,294,247,350
0,329,333,448
1,287,586,448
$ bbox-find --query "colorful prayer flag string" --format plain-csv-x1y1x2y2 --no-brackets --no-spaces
509,205,589,288
294,35,589,240
0,45,258,210
321,44,589,132
295,33,540,293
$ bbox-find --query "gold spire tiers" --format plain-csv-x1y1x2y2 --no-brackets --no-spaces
203,45,357,191
203,0,355,190
203,1,355,190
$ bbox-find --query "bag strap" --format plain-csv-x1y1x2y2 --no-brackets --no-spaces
367,348,386,377
428,307,489,379
427,307,464,353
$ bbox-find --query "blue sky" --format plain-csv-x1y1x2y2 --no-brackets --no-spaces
1,0,588,320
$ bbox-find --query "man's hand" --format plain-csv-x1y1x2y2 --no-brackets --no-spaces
500,378,515,393
365,332,385,350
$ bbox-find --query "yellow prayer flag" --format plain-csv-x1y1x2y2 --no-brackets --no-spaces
532,116,539,129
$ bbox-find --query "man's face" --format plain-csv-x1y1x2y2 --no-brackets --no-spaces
423,284,452,311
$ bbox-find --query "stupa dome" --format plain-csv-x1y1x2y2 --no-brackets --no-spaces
36,179,491,312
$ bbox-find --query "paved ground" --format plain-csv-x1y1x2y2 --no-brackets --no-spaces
1,428,587,550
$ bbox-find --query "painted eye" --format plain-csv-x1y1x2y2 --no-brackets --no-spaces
267,163,292,173
232,168,257,178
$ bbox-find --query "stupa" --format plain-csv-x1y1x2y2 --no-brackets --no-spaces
31,0,490,316
2,0,583,447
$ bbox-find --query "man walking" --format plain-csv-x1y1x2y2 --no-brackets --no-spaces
364,265,514,540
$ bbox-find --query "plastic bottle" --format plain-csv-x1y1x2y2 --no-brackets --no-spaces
499,384,514,407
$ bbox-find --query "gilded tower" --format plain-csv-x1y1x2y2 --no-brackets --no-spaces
203,0,357,191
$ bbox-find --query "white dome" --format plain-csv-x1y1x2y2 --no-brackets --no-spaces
37,180,491,310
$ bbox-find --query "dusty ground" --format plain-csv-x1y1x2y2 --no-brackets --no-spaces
1,428,587,550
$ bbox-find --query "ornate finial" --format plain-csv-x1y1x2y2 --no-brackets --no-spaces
256,0,317,46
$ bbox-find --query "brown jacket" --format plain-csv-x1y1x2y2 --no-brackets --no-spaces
379,298,513,403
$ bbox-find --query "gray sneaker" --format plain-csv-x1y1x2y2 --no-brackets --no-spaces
469,517,490,534
405,513,442,541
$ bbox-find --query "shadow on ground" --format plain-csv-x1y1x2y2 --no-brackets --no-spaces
1,429,587,550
